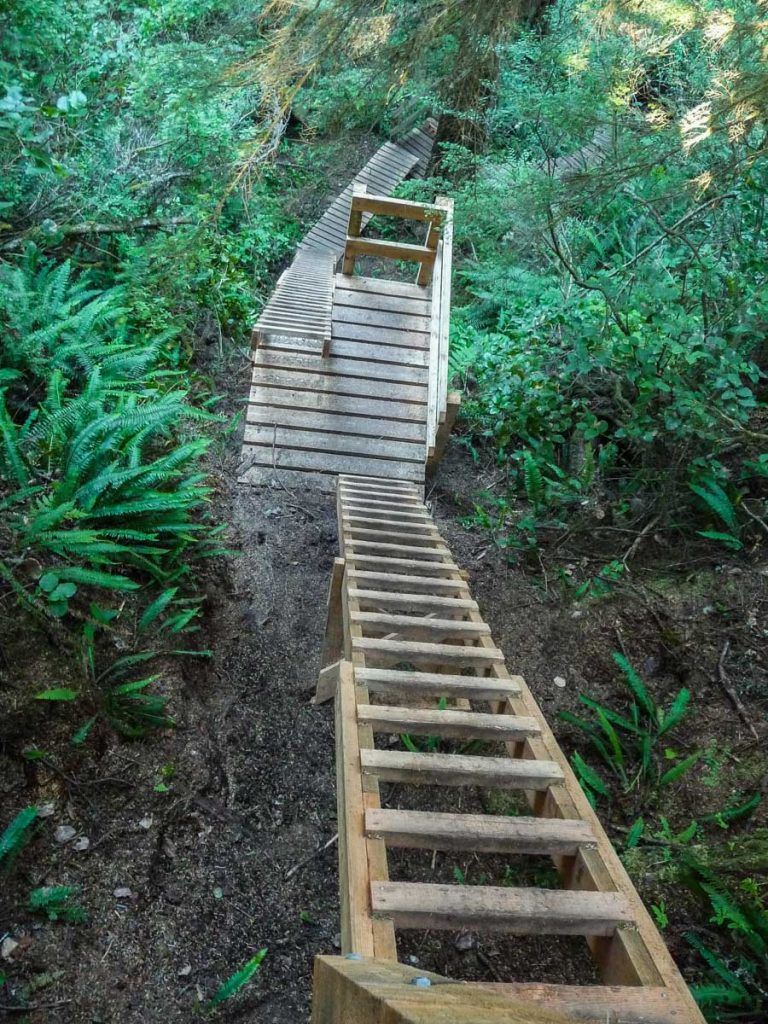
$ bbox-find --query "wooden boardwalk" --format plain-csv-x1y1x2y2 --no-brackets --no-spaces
239,121,458,492
313,476,707,1024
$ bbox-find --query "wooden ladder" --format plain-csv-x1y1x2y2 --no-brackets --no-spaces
314,474,705,1024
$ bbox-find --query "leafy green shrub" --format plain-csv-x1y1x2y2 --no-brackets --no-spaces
562,653,698,803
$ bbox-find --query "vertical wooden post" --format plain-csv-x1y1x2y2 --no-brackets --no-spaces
343,184,367,275
416,213,442,287
315,557,345,704
426,391,461,473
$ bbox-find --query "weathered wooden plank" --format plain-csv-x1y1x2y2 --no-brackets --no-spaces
356,667,521,701
331,321,429,349
246,405,426,442
335,275,430,300
243,426,425,463
262,336,429,367
346,571,470,596
346,540,447,560
333,303,429,333
347,529,440,548
481,984,691,1024
344,516,436,533
371,882,630,936
352,612,490,641
352,637,504,668
333,288,430,316
357,705,540,741
365,809,594,856
250,369,428,404
248,388,427,423
242,446,423,482
345,555,462,576
361,749,562,790
254,349,429,386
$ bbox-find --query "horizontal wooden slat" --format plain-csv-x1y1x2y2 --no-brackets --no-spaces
352,637,504,667
250,369,427,403
345,516,436,533
331,320,429,349
345,237,436,266
352,612,490,641
346,571,470,596
346,541,447,560
246,406,426,443
361,749,561,790
357,704,540,741
355,667,521,701
344,555,462,576
350,193,447,223
243,426,424,462
249,389,426,423
242,446,423,482
370,882,631,936
333,288,430,316
254,349,429,386
347,529,440,547
336,274,429,300
365,809,594,855
333,303,429,334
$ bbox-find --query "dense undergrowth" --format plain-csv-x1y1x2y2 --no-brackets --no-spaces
1,0,767,1020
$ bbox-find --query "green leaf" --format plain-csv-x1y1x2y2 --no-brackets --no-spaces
138,588,178,631
208,949,268,1007
0,806,38,863
626,817,645,848
612,653,655,719
700,792,761,826
697,530,742,550
35,688,78,701
571,753,609,797
39,572,59,593
660,751,701,786
71,717,97,746
112,674,160,696
658,689,691,736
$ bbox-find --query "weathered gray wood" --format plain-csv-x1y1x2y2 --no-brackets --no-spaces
250,369,427,403
356,667,521,701
371,882,631,936
242,446,423,482
243,426,424,462
248,389,426,423
254,349,429,386
351,611,490,641
360,749,563,790
365,809,595,856
357,705,540,741
333,303,429,333
246,405,426,443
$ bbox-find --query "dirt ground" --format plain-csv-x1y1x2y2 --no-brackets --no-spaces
2,374,766,1019
2,131,767,1016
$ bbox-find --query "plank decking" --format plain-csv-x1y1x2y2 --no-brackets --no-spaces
312,475,707,1024
239,120,458,491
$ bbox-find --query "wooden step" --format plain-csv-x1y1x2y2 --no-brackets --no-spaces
347,540,449,560
351,612,490,640
371,882,632,936
346,571,470,595
365,809,595,855
357,704,540,741
480,984,690,1024
345,517,436,532
360,749,562,790
347,529,441,548
347,556,463,577
340,505,432,522
356,667,520,701
352,637,504,667
350,590,478,614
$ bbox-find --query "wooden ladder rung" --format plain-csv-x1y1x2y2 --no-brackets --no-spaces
357,704,540,741
348,530,441,547
349,556,463,577
352,612,490,640
346,571,470,595
365,809,595,855
352,637,504,666
360,749,562,790
356,667,520,701
350,590,478,613
371,881,632,936
345,516,436,531
347,540,449,560
340,505,432,522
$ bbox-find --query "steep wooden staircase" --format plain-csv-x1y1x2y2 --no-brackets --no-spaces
312,475,706,1024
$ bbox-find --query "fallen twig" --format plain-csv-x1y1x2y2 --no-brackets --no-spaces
285,833,338,880
717,640,759,741
622,515,660,566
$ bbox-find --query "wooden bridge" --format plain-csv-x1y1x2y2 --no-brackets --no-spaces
311,477,706,1024
239,121,458,491
238,123,704,1023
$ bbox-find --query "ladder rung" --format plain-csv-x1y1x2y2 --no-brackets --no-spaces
371,882,632,936
352,612,490,640
356,667,520,701
345,517,436,532
360,749,562,790
347,530,440,548
365,809,595,855
347,556,462,577
341,505,432,522
350,590,478,614
357,704,540,741
347,540,448,560
481,984,688,1024
353,637,504,667
346,571,470,595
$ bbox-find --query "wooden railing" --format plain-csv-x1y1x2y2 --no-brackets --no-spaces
426,196,458,462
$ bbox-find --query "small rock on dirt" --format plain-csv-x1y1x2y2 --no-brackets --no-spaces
454,931,475,952
113,887,133,899
553,676,567,689
54,825,76,843
1,936,19,960
72,836,90,851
